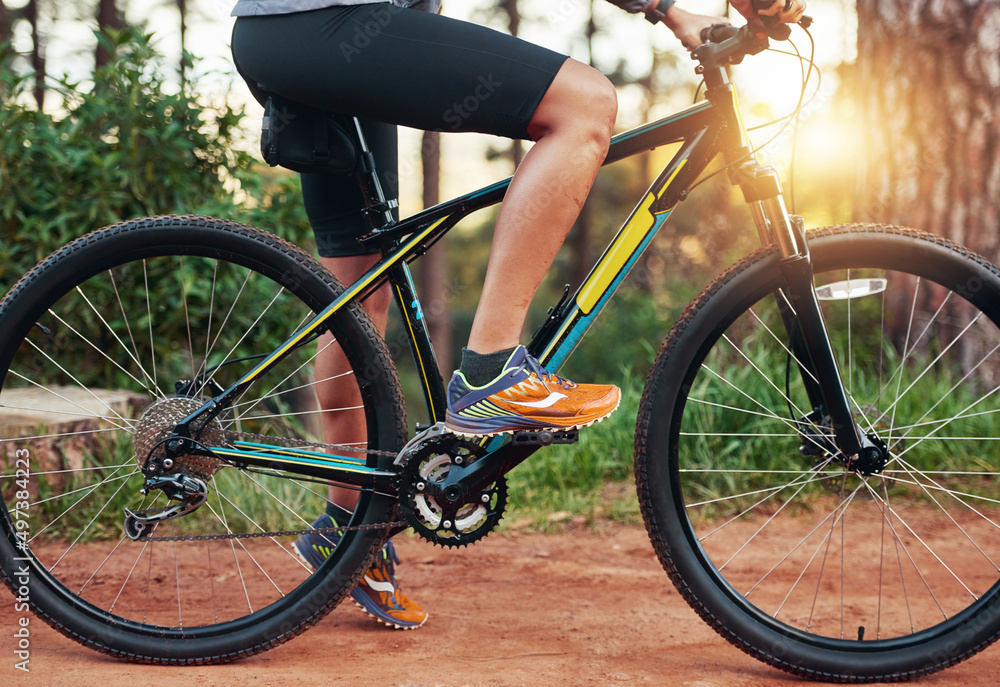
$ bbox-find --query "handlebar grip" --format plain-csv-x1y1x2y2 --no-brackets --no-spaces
751,0,793,41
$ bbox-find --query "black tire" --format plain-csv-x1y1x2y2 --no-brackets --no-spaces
636,224,1000,681
0,216,408,663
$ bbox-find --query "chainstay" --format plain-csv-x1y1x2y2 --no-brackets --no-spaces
137,430,405,542
141,520,408,542
224,428,400,459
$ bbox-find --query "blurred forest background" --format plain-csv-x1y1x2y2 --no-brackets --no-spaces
2,0,998,524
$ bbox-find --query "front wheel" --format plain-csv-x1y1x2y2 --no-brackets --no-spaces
637,224,1000,681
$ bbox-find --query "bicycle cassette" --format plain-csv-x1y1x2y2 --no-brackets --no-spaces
399,431,506,548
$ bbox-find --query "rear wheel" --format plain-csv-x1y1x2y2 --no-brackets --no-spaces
637,224,1000,681
0,216,407,663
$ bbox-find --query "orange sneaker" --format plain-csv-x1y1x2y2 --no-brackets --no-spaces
444,345,620,436
295,516,427,630
350,541,428,630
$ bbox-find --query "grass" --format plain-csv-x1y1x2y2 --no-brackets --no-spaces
14,334,994,542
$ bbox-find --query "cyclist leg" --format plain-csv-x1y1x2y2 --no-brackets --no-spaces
232,5,620,430
305,118,395,512
467,59,617,353
299,122,426,630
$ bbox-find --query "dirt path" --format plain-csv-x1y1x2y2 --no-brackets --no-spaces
2,524,999,686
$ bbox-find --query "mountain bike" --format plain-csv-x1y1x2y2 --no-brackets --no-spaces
3,15,1000,682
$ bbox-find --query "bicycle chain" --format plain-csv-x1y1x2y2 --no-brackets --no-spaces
138,429,406,542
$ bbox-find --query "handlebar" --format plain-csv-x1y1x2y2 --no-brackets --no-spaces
693,7,813,70
698,2,814,48
692,24,770,70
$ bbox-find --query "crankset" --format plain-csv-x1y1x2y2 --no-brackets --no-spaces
396,422,579,547
398,425,507,547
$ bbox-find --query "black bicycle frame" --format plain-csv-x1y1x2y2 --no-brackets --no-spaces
171,46,866,492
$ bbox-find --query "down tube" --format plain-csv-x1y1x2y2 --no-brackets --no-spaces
536,130,713,372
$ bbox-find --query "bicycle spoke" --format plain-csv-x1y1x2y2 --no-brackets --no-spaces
46,469,140,572
178,256,198,385
109,537,152,614
863,481,950,622
48,307,159,398
745,485,862,599
231,310,318,417
7,368,133,432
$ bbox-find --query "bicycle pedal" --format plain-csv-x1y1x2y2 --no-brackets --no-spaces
511,429,579,447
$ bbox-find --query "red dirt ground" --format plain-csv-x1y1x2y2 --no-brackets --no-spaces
2,524,1000,686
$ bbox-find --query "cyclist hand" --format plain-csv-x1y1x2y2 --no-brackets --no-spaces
758,0,807,22
730,0,807,24
730,0,806,39
661,6,731,51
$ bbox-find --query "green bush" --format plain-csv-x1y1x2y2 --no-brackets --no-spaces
0,29,320,390
0,28,314,294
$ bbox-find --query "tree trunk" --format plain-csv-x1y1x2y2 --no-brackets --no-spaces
24,0,44,108
95,0,124,70
0,2,12,46
855,0,1000,377
501,0,524,167
418,130,454,375
178,0,187,86
855,0,1000,263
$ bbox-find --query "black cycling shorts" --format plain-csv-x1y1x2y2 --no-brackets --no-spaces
232,4,568,256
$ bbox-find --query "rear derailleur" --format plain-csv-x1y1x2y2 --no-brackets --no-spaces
123,470,208,541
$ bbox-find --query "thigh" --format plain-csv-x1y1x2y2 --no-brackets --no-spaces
231,4,568,140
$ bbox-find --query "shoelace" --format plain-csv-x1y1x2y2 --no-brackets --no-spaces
520,352,577,391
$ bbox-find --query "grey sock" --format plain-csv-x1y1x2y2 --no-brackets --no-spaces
459,346,518,387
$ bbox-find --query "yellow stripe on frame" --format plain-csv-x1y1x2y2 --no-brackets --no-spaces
576,161,685,315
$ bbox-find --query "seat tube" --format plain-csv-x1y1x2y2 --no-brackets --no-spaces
349,117,398,231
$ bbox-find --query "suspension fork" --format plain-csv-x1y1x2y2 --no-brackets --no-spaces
744,167,867,459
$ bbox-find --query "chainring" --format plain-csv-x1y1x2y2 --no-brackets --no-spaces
399,434,506,548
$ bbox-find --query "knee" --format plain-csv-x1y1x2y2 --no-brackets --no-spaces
581,68,618,145
529,60,617,157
